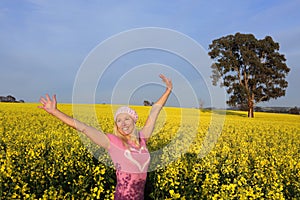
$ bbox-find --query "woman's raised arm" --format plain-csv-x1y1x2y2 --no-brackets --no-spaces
141,74,173,139
39,94,110,149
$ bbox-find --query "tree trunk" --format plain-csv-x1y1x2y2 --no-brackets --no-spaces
248,99,254,118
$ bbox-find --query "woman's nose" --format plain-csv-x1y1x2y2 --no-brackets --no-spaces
120,121,126,126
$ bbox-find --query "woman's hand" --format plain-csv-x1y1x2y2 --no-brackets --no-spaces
159,74,173,91
38,94,58,115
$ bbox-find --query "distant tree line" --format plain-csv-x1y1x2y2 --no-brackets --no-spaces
287,107,300,115
0,95,25,103
231,104,299,115
255,106,299,115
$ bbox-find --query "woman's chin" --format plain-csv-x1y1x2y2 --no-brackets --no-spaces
119,129,131,136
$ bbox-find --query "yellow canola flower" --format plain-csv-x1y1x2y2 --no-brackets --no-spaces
0,103,299,199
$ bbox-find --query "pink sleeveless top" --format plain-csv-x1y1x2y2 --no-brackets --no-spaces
107,132,150,200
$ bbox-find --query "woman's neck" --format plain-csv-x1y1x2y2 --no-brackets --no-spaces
126,129,140,148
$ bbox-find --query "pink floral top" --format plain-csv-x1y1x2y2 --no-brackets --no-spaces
107,132,150,200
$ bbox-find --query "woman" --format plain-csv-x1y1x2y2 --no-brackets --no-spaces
39,74,172,199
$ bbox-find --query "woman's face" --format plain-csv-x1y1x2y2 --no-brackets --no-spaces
115,113,135,136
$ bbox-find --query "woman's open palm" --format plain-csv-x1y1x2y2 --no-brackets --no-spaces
39,94,57,114
159,74,173,90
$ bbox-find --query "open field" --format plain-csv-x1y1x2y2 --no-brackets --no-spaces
0,103,299,199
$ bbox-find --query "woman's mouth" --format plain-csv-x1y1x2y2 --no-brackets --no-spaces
119,127,130,135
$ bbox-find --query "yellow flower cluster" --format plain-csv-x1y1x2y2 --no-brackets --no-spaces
151,110,300,199
0,103,299,199
0,103,115,199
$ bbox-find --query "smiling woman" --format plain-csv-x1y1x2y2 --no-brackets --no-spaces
38,74,173,200
107,108,151,199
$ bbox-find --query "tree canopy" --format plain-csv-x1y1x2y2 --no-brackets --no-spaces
208,33,290,117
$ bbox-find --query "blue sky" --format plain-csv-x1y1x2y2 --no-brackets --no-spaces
0,0,299,108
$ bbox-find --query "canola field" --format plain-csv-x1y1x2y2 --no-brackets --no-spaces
0,103,299,199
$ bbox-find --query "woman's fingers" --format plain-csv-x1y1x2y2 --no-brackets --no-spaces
39,96,47,104
159,74,172,89
160,74,171,82
40,94,56,103
38,97,46,109
39,94,56,107
46,94,51,101
159,74,166,80
52,94,57,103
159,74,167,83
